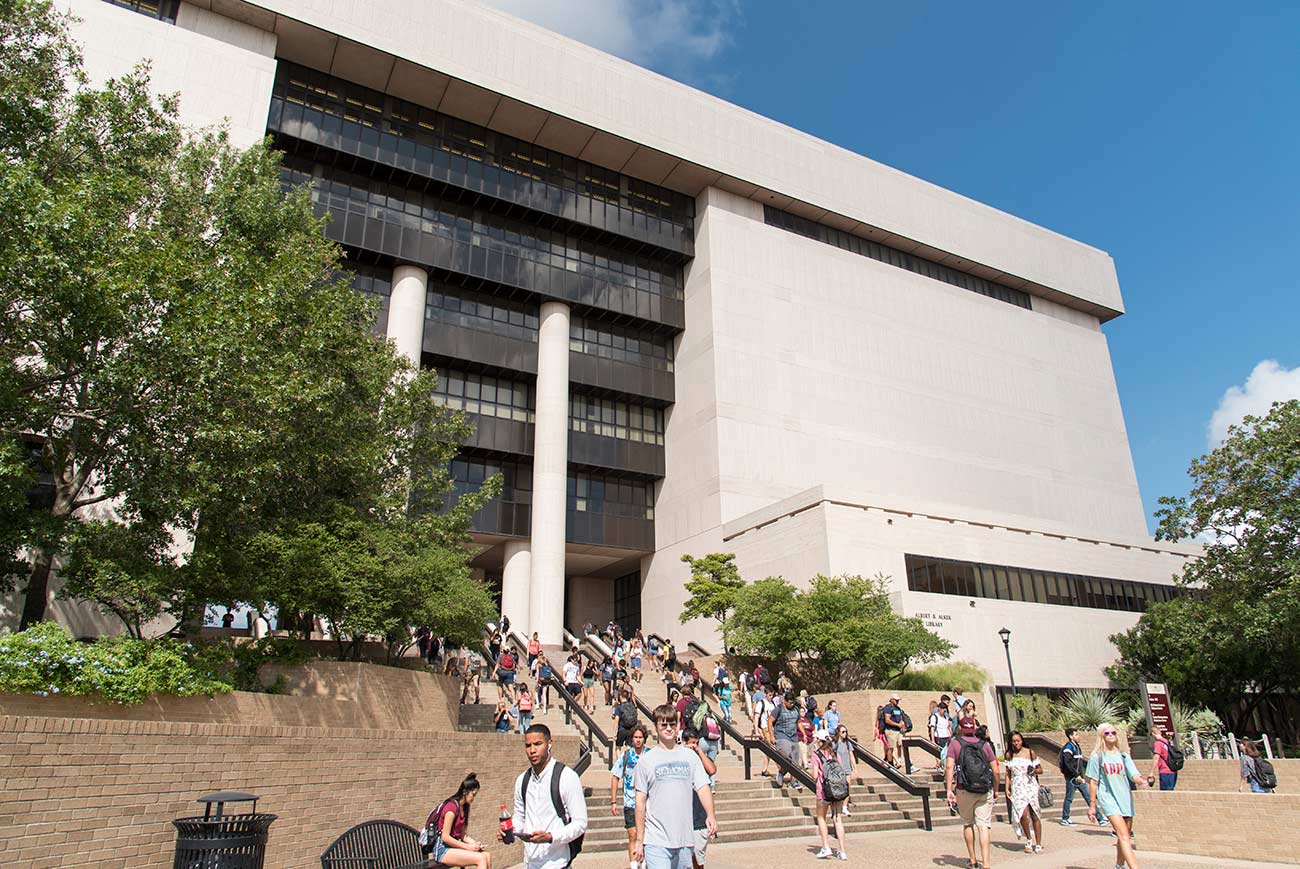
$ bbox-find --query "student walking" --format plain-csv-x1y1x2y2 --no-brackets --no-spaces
422,773,492,868
882,693,905,769
822,700,841,735
501,724,588,869
929,699,953,768
1149,726,1180,791
517,683,534,734
945,720,1000,869
563,654,582,702
495,647,518,704
1003,731,1044,853
611,723,652,869
811,730,849,860
613,688,640,748
770,692,804,790
462,649,482,704
797,706,815,770
494,700,515,734
833,725,855,816
1058,727,1090,825
582,657,599,713
681,729,718,869
632,705,717,869
528,632,542,677
716,677,733,724
536,655,554,714
1239,739,1276,793
1086,723,1148,869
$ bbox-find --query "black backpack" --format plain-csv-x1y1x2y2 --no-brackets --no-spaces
519,762,584,858
618,702,638,730
901,710,913,733
1160,738,1186,772
1253,756,1278,790
955,739,994,794
1058,742,1080,777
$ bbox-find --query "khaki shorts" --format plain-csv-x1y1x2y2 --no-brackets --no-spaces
693,828,709,864
885,729,903,751
955,789,992,829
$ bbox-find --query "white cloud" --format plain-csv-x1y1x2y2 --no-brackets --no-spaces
477,0,740,88
1207,359,1300,447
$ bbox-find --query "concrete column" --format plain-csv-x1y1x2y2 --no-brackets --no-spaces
500,540,531,634
528,301,571,645
387,264,428,363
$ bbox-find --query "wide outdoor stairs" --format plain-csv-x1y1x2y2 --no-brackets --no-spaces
460,692,952,854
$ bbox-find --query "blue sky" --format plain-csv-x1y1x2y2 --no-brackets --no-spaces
486,1,1300,534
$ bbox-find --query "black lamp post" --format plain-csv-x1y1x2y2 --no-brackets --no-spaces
999,626,1021,722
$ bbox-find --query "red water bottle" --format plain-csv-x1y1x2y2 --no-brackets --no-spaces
499,805,514,844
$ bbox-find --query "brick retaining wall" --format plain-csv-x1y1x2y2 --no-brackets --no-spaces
1134,789,1300,863
0,714,580,868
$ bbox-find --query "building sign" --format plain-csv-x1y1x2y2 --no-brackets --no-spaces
912,611,952,631
1141,682,1174,734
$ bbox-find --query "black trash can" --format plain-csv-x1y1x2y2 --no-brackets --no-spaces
172,791,277,869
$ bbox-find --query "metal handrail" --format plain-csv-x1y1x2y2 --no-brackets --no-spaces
848,737,933,831
902,734,942,773
690,671,815,791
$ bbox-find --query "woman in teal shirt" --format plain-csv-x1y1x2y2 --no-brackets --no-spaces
1086,723,1148,869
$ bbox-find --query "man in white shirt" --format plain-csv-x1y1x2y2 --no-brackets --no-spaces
502,724,589,869
633,704,717,869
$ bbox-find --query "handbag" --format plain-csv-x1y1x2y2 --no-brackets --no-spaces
1037,785,1054,807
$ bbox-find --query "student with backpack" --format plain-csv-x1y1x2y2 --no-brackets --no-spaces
681,728,718,869
716,678,733,724
944,719,1000,869
1058,727,1091,825
1086,723,1148,869
516,683,534,734
421,772,491,868
501,724,588,869
1239,738,1277,793
496,648,518,704
632,704,717,869
811,729,850,860
613,688,640,748
611,723,651,869
1149,725,1184,791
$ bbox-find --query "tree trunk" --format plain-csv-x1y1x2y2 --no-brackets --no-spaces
18,551,55,631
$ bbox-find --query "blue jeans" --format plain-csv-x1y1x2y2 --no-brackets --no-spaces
1061,777,1090,820
702,738,719,787
643,844,693,869
517,711,532,734
1250,779,1268,793
1159,772,1177,791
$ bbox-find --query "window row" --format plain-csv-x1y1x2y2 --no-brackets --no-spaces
449,459,655,520
105,0,178,22
426,285,540,343
346,262,392,333
905,554,1179,613
270,64,693,249
570,395,665,445
282,161,683,304
567,472,655,520
433,370,534,423
765,207,1033,311
569,315,674,373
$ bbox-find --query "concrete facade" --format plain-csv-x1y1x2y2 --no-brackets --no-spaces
56,0,1196,698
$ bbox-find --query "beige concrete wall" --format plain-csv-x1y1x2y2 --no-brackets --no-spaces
242,0,1124,314
67,0,277,147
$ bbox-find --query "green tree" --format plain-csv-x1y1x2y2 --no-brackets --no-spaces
1110,399,1300,732
728,573,954,691
679,552,745,647
1,0,495,647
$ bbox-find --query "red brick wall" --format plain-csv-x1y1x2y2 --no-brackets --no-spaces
0,714,580,868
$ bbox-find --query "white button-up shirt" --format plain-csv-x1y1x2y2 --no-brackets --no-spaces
513,757,588,869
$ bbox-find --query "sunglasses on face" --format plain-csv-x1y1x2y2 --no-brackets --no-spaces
1102,730,1117,736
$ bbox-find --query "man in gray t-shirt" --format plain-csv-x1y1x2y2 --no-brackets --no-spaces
771,692,803,790
634,705,717,868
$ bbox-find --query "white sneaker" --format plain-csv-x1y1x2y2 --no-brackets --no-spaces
836,851,848,861
815,847,834,859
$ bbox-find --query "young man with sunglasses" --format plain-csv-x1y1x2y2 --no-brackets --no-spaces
632,705,718,869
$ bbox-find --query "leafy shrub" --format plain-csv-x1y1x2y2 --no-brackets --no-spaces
1055,689,1123,730
889,660,990,693
0,622,234,703
1009,694,1059,732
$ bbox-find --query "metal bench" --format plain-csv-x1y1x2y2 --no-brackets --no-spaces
319,819,435,869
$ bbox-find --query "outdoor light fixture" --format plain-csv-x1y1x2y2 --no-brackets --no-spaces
999,627,1021,722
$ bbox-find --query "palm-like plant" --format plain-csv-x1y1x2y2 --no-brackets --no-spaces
1055,689,1123,729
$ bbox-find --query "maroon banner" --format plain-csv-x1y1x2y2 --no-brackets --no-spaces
1142,682,1174,734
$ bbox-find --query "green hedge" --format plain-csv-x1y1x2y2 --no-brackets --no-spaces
0,622,305,704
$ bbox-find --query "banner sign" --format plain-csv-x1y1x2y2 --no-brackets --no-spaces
1141,681,1174,735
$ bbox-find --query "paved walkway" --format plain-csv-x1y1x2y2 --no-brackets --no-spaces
581,820,1280,868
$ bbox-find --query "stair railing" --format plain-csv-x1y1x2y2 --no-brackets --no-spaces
902,734,942,773
500,628,615,769
847,737,933,831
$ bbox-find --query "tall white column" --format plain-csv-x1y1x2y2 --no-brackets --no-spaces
387,264,428,363
500,539,531,635
529,301,571,645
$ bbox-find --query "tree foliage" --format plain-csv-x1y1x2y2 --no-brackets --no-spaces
678,552,745,646
1110,400,1300,732
1,1,496,655
728,573,955,691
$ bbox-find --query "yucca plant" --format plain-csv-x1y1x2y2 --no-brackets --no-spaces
1054,688,1122,730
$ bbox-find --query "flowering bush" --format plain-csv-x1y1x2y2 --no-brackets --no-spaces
0,622,234,704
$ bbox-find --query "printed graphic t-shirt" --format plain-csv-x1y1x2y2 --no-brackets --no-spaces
632,745,710,848
611,746,650,808
1086,750,1139,818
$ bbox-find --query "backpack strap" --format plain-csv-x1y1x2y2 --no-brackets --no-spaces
550,761,571,824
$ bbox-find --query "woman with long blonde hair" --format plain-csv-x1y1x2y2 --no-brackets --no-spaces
1086,723,1148,869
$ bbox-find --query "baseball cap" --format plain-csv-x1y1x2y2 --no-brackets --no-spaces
890,692,901,701
814,729,832,742
960,721,977,736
